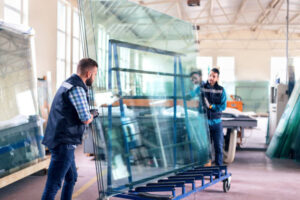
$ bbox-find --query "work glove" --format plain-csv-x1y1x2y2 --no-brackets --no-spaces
204,97,212,109
90,109,99,118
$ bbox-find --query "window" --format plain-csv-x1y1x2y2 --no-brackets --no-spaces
196,56,212,81
72,9,82,74
292,58,300,81
97,27,109,89
56,0,82,89
4,0,28,25
56,0,68,88
270,57,287,84
217,57,235,83
217,56,235,96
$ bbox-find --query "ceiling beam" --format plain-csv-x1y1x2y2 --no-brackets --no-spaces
251,0,282,31
289,13,300,23
232,0,248,24
176,0,189,20
162,2,177,15
269,0,284,23
208,0,213,24
215,0,231,23
132,0,173,6
176,0,183,19
191,0,212,23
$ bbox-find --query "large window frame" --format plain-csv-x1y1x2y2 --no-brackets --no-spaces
56,0,82,89
196,56,213,82
217,56,235,96
3,0,28,25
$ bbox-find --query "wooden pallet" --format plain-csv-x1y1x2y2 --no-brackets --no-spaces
0,156,50,189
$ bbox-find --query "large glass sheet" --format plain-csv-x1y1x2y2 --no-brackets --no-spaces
235,81,269,113
78,0,209,198
97,42,210,196
78,0,198,86
0,22,45,178
266,80,300,160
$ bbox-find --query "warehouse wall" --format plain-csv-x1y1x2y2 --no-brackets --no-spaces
29,0,57,96
197,30,300,81
28,0,78,96
199,49,279,81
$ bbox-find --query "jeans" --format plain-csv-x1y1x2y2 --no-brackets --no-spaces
42,144,77,200
209,122,224,166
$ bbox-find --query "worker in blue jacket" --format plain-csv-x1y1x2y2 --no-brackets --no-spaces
202,68,227,166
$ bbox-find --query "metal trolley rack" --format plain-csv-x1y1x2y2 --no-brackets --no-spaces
115,165,231,199
93,39,232,199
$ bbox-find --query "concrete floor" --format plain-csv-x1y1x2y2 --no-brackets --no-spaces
1,146,300,200
1,117,300,200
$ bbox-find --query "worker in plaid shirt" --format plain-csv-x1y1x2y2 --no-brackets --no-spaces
69,84,92,123
42,58,99,200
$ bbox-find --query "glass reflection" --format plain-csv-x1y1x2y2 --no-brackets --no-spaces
78,0,210,197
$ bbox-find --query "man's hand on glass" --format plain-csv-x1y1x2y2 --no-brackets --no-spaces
90,109,99,118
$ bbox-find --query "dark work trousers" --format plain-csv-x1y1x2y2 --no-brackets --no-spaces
209,122,224,166
42,144,77,200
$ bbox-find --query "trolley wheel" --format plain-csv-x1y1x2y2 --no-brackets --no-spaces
223,179,231,192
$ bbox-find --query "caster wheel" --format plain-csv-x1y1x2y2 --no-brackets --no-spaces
223,179,231,192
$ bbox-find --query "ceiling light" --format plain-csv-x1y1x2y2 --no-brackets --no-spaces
187,0,200,6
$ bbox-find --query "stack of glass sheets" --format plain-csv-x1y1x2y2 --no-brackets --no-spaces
0,21,45,178
266,80,300,162
78,0,211,198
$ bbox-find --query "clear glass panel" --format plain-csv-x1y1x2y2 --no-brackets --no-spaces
235,81,269,113
0,23,45,178
267,80,300,160
78,0,210,198
96,45,210,194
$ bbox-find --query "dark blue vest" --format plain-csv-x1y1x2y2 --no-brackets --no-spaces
202,81,224,120
42,74,88,149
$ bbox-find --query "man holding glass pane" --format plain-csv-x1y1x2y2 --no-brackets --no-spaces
202,68,227,166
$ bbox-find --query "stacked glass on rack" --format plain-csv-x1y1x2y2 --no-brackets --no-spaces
0,22,45,178
266,80,300,162
78,0,211,197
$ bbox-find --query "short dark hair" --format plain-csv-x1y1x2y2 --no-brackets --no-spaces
211,68,220,76
190,70,202,77
77,58,98,74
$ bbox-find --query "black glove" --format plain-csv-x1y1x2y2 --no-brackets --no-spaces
90,109,99,118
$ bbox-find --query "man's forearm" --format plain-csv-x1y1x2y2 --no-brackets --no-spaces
83,115,93,125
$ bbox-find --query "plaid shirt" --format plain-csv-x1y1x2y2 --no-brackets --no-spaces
68,86,91,122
